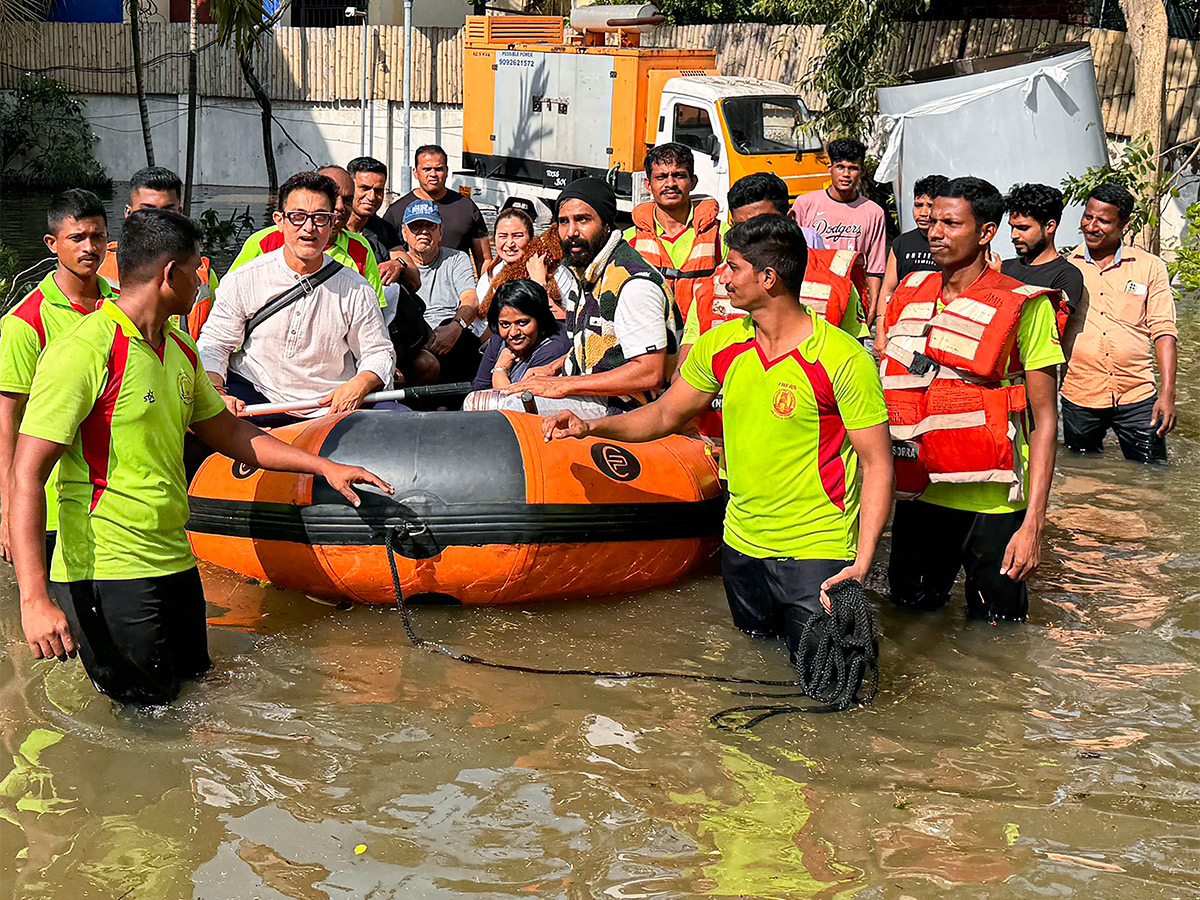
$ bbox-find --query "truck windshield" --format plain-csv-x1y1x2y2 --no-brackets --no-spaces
720,96,819,156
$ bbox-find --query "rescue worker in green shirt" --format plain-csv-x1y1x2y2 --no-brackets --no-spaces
10,209,392,705
0,190,116,564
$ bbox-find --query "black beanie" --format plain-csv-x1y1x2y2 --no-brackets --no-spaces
555,177,618,228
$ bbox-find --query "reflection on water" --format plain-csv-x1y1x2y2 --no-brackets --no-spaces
0,193,1197,896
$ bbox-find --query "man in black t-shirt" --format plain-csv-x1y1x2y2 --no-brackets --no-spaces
346,156,420,290
382,144,491,274
1000,183,1084,313
874,174,947,353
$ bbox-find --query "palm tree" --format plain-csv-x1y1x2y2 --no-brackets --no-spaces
209,0,288,196
0,0,47,27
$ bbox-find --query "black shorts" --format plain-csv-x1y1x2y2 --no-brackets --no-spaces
721,543,851,661
887,499,1028,621
1061,395,1166,463
52,566,210,706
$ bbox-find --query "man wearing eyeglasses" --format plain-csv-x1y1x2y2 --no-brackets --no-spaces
198,172,395,421
226,166,386,309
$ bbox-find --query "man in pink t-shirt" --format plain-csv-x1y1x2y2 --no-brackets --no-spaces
791,138,887,322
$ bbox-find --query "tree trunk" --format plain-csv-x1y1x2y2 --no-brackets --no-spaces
128,0,154,167
183,0,198,215
1118,0,1169,252
238,47,277,197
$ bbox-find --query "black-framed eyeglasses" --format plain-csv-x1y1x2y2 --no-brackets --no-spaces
283,211,334,228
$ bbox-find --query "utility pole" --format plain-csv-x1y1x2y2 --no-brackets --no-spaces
347,5,369,157
183,0,198,215
402,0,413,192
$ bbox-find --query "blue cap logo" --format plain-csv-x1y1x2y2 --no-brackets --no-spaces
403,200,441,225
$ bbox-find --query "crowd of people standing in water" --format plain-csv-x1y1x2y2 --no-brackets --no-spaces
0,133,1179,706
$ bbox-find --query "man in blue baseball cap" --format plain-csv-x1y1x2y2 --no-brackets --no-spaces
403,199,481,383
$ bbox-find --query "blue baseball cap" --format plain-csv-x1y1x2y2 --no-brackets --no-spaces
403,199,441,225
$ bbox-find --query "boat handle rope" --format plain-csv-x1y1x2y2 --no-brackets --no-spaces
384,525,880,729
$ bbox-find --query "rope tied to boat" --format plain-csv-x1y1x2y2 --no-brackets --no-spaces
384,526,880,728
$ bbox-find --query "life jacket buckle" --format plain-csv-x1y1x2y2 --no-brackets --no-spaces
907,352,937,377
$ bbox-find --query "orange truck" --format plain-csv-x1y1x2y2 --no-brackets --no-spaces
455,6,830,219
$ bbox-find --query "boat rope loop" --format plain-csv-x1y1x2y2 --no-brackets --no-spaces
385,526,879,728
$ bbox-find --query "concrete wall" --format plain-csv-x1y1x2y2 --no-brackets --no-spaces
82,94,464,197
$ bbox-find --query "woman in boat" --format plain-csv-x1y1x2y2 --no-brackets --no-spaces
475,206,571,331
471,279,570,392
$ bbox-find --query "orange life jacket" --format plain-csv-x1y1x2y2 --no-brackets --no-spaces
881,268,1047,500
629,198,721,320
99,241,214,341
799,248,867,328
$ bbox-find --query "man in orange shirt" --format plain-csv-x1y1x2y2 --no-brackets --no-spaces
1062,183,1177,463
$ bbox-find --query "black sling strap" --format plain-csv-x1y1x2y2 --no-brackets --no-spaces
244,260,343,341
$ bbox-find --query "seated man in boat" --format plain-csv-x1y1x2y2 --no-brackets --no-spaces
502,177,682,417
544,215,894,662
226,165,386,310
197,171,396,421
9,207,391,705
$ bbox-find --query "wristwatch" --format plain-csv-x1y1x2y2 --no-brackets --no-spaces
454,316,469,330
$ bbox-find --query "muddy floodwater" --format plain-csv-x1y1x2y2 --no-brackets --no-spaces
1,188,1198,899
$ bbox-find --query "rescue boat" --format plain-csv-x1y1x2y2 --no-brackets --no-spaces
186,410,723,604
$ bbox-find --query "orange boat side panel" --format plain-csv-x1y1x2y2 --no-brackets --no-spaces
503,411,720,507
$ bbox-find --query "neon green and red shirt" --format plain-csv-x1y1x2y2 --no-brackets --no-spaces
0,272,116,530
680,309,888,560
21,301,226,581
228,226,385,307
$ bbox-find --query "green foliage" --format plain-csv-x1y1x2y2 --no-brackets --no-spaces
198,206,257,253
207,0,274,55
1168,201,1200,293
0,74,109,190
1060,133,1177,238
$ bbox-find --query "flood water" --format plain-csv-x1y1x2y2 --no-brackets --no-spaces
1,188,1198,899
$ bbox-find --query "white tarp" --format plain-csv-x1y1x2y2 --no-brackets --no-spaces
876,46,1108,249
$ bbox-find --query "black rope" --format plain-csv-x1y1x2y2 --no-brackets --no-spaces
384,526,880,728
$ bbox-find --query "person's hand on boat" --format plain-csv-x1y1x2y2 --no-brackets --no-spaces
318,460,393,507
504,374,572,399
21,593,76,661
1151,390,1176,436
999,520,1042,582
427,322,463,356
215,388,245,416
319,378,374,414
524,355,566,379
819,563,867,613
542,410,590,441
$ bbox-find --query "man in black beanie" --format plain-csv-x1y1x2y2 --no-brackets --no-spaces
504,177,682,416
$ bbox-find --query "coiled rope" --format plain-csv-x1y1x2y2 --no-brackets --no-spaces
384,526,879,728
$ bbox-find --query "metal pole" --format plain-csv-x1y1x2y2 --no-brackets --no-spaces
359,10,369,156
401,0,413,193
183,0,198,215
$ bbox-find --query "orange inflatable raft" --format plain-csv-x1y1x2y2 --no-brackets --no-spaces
187,409,723,604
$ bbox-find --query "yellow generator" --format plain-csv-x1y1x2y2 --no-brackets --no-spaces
456,6,830,218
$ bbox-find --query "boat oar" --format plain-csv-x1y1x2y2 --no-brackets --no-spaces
236,382,474,417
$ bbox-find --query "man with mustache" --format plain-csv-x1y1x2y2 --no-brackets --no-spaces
0,189,116,564
504,177,680,418
1061,183,1177,463
1000,183,1083,316
880,177,1063,623
624,143,723,323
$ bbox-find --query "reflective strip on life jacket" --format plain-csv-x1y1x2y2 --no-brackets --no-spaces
798,248,864,326
629,199,721,319
880,269,1034,500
